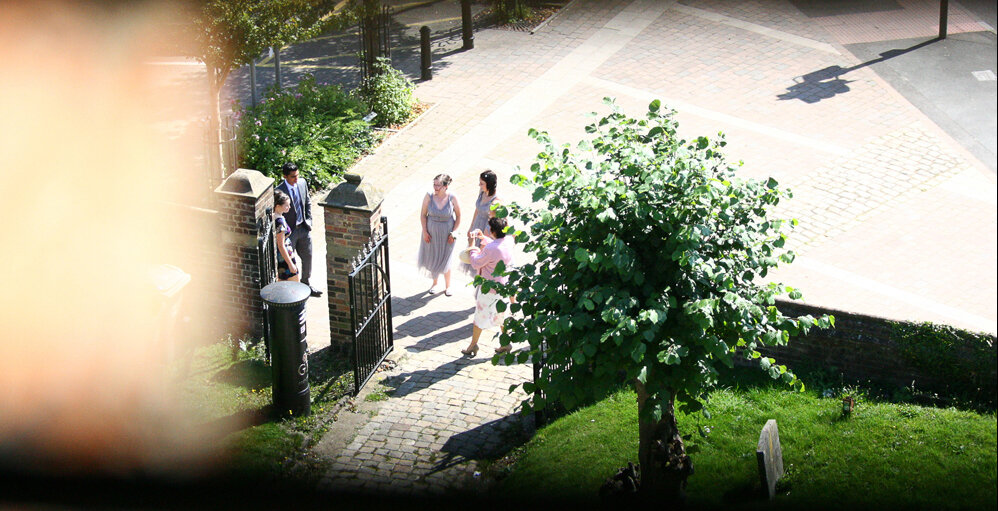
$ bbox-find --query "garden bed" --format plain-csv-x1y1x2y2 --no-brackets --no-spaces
476,1,571,33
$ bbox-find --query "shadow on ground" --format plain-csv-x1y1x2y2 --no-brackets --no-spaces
778,37,942,103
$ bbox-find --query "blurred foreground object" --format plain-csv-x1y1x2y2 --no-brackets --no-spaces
0,0,222,478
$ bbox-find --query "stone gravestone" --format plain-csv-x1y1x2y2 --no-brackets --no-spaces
756,419,784,499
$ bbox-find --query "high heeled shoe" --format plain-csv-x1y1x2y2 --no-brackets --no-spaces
460,346,478,357
495,345,512,355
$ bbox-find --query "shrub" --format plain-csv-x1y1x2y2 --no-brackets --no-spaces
892,321,997,408
493,0,531,23
354,57,415,127
238,74,373,188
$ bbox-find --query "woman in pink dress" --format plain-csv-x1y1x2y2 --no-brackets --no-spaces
461,216,514,357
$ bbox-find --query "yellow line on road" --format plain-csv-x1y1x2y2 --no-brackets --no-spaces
254,64,359,70
392,0,443,11
281,54,357,64
310,31,358,41
404,15,461,28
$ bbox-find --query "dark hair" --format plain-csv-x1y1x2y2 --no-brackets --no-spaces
488,216,507,239
274,189,290,207
480,170,497,196
281,162,298,176
434,174,452,187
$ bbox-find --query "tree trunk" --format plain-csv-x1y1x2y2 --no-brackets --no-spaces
636,382,693,502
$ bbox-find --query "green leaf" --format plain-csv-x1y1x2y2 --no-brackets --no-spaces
631,342,646,363
649,99,661,112
574,248,589,263
532,186,548,201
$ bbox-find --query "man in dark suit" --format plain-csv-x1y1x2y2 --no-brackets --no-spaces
276,162,322,297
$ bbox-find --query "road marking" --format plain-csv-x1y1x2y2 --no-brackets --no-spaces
143,60,203,66
971,70,996,81
273,54,357,64
404,16,462,28
255,64,359,70
585,76,851,156
309,32,357,41
795,255,997,333
664,0,840,55
393,0,445,12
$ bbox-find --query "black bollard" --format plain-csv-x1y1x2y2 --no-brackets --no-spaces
938,0,948,39
461,0,474,50
261,281,311,418
420,26,432,80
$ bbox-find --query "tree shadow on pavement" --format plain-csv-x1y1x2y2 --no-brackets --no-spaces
380,356,490,399
393,289,463,315
429,412,534,474
395,307,475,340
778,37,941,103
400,323,470,351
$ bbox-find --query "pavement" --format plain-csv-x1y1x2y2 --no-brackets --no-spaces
158,0,998,499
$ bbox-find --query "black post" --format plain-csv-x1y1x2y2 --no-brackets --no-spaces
939,0,948,39
273,46,283,90
261,281,311,417
420,25,432,81
461,0,474,50
249,59,258,107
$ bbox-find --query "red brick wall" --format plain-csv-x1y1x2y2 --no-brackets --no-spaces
757,300,997,396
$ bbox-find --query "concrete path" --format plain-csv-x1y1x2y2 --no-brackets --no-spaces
301,0,996,497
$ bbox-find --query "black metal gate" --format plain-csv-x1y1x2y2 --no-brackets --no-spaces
532,340,571,427
257,208,277,356
348,216,393,395
358,4,392,80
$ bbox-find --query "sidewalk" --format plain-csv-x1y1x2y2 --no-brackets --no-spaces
294,0,995,497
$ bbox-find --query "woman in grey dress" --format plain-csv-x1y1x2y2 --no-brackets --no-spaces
418,174,462,295
460,170,500,276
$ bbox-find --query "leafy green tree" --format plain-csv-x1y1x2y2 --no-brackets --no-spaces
187,0,346,177
494,99,832,499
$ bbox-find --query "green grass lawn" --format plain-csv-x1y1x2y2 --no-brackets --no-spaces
492,370,997,509
173,338,353,483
